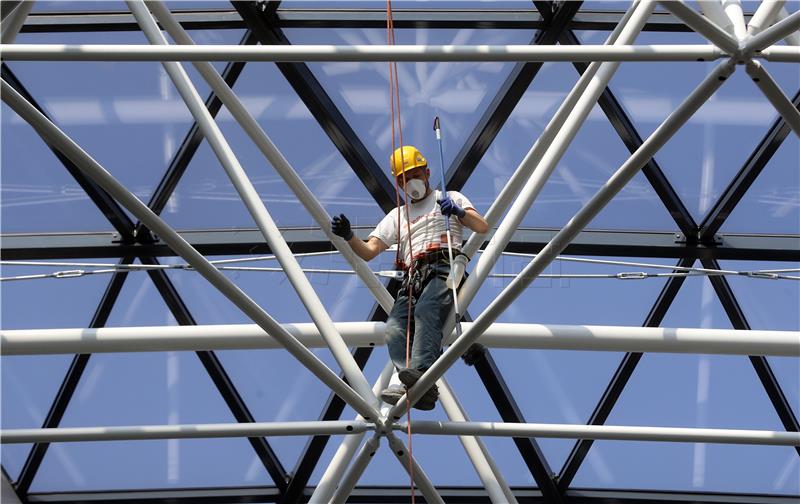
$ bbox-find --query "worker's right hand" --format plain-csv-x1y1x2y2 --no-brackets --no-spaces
331,214,354,241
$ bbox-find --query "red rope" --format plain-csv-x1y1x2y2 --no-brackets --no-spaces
387,2,416,502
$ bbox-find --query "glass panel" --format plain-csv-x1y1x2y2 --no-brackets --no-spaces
31,261,273,490
571,274,800,494
463,254,676,469
720,259,800,418
1,101,114,233
461,57,677,231
162,57,383,230
1,260,110,481
10,30,196,224
283,26,537,197
605,28,800,226
31,1,125,12
160,253,382,468
719,134,800,234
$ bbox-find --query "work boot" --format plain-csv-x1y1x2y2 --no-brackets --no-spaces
380,384,405,405
398,368,438,411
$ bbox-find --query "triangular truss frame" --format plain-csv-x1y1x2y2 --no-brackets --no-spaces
1,1,799,502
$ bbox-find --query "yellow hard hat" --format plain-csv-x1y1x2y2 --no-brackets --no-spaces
390,145,427,177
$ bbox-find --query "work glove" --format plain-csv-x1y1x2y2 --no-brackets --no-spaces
331,213,354,241
438,195,466,219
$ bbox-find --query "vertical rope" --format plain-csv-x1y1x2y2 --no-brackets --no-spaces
386,2,416,502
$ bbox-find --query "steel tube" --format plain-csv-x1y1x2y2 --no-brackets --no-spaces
147,1,394,314
443,0,655,367
438,378,517,504
0,0,34,44
127,0,376,408
759,46,800,62
698,0,735,35
386,432,446,504
747,0,786,36
0,79,378,421
1,421,372,444
328,434,382,504
460,0,645,264
777,6,800,45
388,60,736,420
401,421,800,446
744,7,800,52
311,361,394,504
745,60,800,137
659,0,740,53
4,322,798,356
0,43,726,62
722,0,748,39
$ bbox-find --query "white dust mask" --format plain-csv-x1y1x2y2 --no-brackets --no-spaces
403,178,426,200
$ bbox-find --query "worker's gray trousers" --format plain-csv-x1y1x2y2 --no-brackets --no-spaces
385,263,453,372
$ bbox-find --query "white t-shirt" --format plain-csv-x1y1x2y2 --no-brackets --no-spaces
369,190,475,267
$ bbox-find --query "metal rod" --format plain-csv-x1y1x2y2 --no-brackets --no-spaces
401,421,800,446
5,321,797,356
777,6,800,45
388,59,736,420
440,0,655,375
0,79,379,422
438,378,517,504
327,434,382,504
745,60,800,137
747,0,786,36
147,0,395,315
721,0,748,39
1,421,372,444
760,46,800,61
311,360,395,504
659,0,740,53
744,7,800,52
0,0,33,44
0,43,728,62
697,0,734,35
127,0,376,408
386,432,446,504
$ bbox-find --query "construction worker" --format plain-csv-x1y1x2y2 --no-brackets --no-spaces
331,145,489,410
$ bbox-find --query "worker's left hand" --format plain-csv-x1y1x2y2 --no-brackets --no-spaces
438,196,466,219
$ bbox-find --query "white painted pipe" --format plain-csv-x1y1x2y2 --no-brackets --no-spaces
146,1,394,315
126,0,376,409
697,0,735,35
386,432,446,504
328,434,381,504
760,46,800,61
0,80,378,422
747,0,786,36
721,0,748,39
402,421,800,447
777,6,800,45
311,361,394,504
452,0,655,353
744,7,800,52
388,59,736,420
0,43,727,62
0,0,34,44
745,60,800,137
438,378,517,504
659,0,740,52
3,322,798,356
1,421,371,444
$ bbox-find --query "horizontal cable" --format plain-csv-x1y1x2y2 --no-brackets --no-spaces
3,255,797,282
